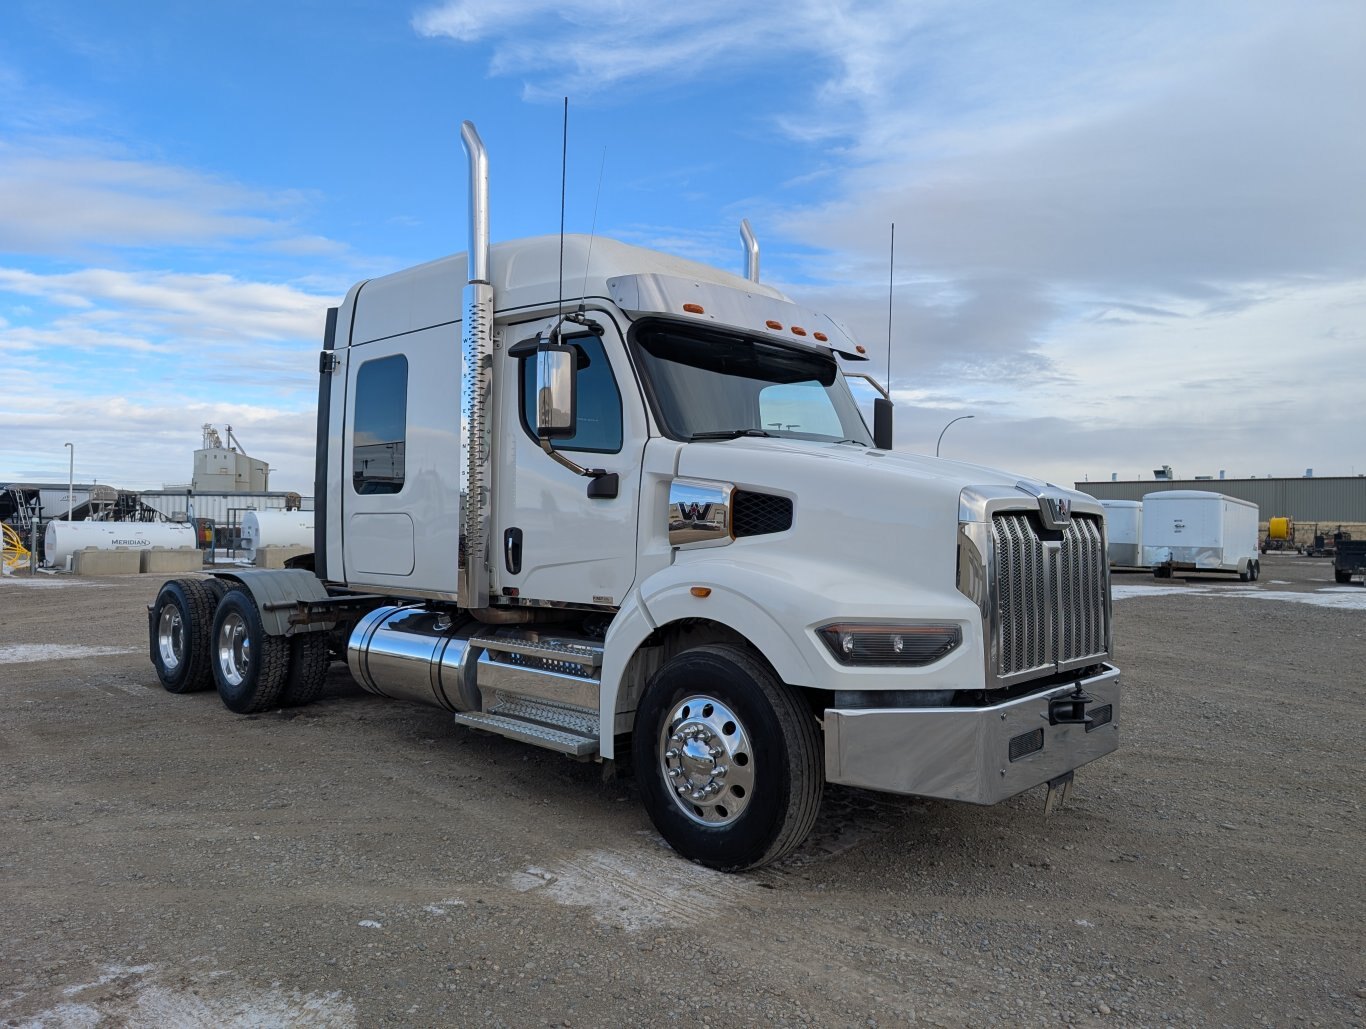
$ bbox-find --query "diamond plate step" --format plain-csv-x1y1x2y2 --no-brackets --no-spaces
470,635,603,670
452,711,598,757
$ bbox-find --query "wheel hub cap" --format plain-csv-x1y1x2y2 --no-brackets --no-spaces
659,695,755,826
157,606,184,673
217,612,250,687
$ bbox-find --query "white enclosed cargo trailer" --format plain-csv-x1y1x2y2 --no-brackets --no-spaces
142,119,1121,871
1142,490,1260,581
1100,500,1143,569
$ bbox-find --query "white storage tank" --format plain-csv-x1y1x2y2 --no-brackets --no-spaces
1141,491,1260,580
241,510,314,563
44,521,196,569
1100,500,1143,568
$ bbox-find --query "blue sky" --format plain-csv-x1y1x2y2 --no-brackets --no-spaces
2,0,1363,493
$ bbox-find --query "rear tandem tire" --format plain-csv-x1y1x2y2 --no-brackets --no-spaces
632,643,823,872
1336,569,1352,584
282,632,332,707
150,578,221,694
210,589,291,714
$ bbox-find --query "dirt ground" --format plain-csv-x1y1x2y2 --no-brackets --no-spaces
1,552,1363,1028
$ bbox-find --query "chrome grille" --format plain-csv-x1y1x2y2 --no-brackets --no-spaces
990,512,1109,683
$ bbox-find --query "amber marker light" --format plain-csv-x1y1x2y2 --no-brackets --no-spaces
855,344,867,354
765,319,783,330
791,326,808,336
683,303,705,314
690,587,712,598
813,332,828,342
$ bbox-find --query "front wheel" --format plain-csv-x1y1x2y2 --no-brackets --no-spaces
632,644,822,871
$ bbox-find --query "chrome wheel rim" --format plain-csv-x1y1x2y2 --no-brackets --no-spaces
217,611,250,687
659,695,755,826
157,605,184,673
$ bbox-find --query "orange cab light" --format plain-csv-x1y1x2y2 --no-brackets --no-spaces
791,326,808,336
765,319,783,330
856,344,867,354
690,586,712,598
813,332,828,342
683,303,705,314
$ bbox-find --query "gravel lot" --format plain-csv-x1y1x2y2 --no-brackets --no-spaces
1,552,1363,1028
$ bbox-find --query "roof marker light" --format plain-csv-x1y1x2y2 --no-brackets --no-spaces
791,326,808,336
765,319,783,330
683,303,705,314
813,332,828,342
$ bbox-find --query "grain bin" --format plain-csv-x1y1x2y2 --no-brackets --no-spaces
241,510,314,563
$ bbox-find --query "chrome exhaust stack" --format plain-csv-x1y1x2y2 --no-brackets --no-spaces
740,218,760,282
460,120,495,610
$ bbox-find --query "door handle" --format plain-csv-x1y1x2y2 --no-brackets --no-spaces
504,527,522,574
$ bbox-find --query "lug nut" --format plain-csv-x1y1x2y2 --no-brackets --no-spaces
667,768,682,779
665,749,680,760
676,784,690,795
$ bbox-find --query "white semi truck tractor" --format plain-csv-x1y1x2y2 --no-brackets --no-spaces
147,122,1120,871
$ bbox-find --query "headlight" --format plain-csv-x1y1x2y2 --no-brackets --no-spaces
817,622,962,666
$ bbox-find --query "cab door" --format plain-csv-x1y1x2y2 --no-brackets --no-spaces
493,313,646,607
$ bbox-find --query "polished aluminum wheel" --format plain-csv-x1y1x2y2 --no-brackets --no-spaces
658,694,755,826
217,610,251,687
157,605,184,674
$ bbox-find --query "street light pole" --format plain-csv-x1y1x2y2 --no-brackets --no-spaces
935,415,975,457
64,442,74,521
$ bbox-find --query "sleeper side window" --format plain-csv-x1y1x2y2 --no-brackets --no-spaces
518,332,623,453
353,354,407,494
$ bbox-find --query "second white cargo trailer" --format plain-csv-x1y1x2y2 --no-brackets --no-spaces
1100,499,1143,569
1142,490,1260,580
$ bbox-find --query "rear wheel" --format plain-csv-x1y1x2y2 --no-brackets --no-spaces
211,589,290,714
151,578,221,693
632,644,822,871
282,632,331,706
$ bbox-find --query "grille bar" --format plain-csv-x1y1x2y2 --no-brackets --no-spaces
989,512,1109,682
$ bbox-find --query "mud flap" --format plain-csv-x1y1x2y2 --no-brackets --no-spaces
1043,770,1074,817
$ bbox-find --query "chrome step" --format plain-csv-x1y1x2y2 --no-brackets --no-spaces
452,711,597,757
470,634,604,670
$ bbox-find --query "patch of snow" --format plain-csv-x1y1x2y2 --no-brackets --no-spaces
1112,585,1199,599
0,645,137,665
0,576,106,588
509,846,754,932
357,919,382,929
1268,580,1291,584
20,963,356,1029
1209,588,1366,610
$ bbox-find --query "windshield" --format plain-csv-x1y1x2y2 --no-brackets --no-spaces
630,321,874,445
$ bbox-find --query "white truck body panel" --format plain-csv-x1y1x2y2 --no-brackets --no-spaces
1142,490,1259,574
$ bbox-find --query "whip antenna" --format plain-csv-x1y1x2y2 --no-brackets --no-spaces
886,222,895,387
579,145,607,308
558,96,568,324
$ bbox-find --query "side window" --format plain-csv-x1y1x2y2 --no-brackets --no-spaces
353,354,407,494
519,332,623,453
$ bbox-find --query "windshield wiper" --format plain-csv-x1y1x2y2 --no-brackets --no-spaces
833,438,869,446
687,428,774,441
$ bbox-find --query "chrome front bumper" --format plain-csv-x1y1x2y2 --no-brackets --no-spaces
823,665,1121,804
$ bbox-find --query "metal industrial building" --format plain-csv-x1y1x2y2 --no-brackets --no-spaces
1076,476,1366,523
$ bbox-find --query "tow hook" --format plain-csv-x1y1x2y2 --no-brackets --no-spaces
1047,687,1093,726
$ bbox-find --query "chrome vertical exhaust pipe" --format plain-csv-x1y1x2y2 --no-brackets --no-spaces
459,120,494,610
740,218,760,282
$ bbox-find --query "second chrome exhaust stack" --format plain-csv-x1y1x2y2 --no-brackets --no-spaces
740,218,760,282
460,120,494,610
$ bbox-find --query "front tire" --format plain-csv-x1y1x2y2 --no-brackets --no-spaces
632,644,822,871
210,589,290,714
282,632,331,706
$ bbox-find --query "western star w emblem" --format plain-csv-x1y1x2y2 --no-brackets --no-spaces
1039,495,1072,530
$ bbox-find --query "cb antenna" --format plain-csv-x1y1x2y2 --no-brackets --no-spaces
557,96,568,325
579,145,608,310
886,222,895,388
